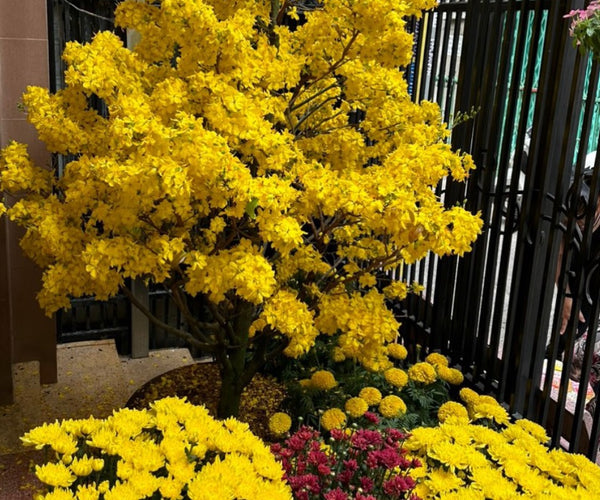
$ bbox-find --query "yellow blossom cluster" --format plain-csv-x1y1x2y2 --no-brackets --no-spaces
408,361,438,385
459,389,510,426
309,370,338,391
378,394,407,418
344,397,369,418
268,412,292,437
407,394,600,499
320,408,347,431
358,386,383,406
21,397,291,500
0,0,482,405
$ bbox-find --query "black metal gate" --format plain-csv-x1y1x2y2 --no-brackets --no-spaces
404,0,600,460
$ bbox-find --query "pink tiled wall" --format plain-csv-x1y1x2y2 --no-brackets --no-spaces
0,0,57,404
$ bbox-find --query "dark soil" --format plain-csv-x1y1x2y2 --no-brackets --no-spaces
126,361,287,441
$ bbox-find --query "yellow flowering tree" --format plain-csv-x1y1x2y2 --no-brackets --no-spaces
0,0,481,417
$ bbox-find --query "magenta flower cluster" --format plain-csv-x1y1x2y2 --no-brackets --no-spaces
270,426,421,500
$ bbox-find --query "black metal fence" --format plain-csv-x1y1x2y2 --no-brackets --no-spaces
402,0,600,460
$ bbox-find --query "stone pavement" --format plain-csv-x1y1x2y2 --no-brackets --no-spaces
0,340,195,498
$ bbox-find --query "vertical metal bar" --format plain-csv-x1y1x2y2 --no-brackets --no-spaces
503,0,584,416
131,279,149,358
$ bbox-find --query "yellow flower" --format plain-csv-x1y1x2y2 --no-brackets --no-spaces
437,365,464,385
459,387,480,406
358,386,382,406
310,370,337,390
437,401,469,424
378,395,407,418
75,484,100,500
425,352,449,367
69,455,101,477
35,462,76,488
387,342,408,360
299,378,312,388
344,397,369,418
332,347,346,362
514,419,549,444
384,367,409,388
37,488,76,500
320,408,347,431
472,401,510,426
268,412,292,436
408,362,437,384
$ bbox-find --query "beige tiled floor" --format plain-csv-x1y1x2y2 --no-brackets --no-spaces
0,339,195,455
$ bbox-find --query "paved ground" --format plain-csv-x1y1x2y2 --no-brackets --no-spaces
0,340,194,498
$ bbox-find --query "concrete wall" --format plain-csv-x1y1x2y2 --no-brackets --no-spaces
0,0,57,404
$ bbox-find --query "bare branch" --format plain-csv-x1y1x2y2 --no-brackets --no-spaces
120,285,217,352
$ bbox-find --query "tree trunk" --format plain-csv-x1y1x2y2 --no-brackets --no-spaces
217,367,245,418
215,300,255,419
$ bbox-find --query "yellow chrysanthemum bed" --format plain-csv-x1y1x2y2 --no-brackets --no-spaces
21,397,292,500
407,395,600,499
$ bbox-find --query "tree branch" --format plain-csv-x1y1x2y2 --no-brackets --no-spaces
120,284,217,352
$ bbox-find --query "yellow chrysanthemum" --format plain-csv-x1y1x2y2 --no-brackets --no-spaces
358,386,383,406
425,352,449,367
408,362,437,384
437,365,464,385
320,408,347,431
344,397,369,418
35,462,76,488
378,395,407,418
332,347,346,362
387,342,408,360
437,401,470,424
268,412,292,436
384,367,409,389
459,387,480,406
310,370,337,390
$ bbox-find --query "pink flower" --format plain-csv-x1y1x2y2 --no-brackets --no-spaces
350,429,383,450
342,458,358,472
363,411,379,424
359,476,374,493
383,475,416,496
308,449,329,466
386,428,409,442
288,474,321,494
324,489,348,500
367,447,403,469
329,428,347,441
317,463,332,476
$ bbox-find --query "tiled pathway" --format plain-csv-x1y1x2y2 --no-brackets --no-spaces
0,340,194,498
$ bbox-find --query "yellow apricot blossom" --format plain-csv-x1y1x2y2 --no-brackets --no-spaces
0,0,481,418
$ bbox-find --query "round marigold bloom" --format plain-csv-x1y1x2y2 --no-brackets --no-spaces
459,387,480,405
358,386,383,406
384,367,409,389
298,378,312,388
378,395,407,418
408,362,437,385
320,408,347,431
310,370,337,390
387,343,408,360
344,397,369,418
437,401,470,424
268,412,292,436
332,347,346,362
425,352,449,367
437,365,464,385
